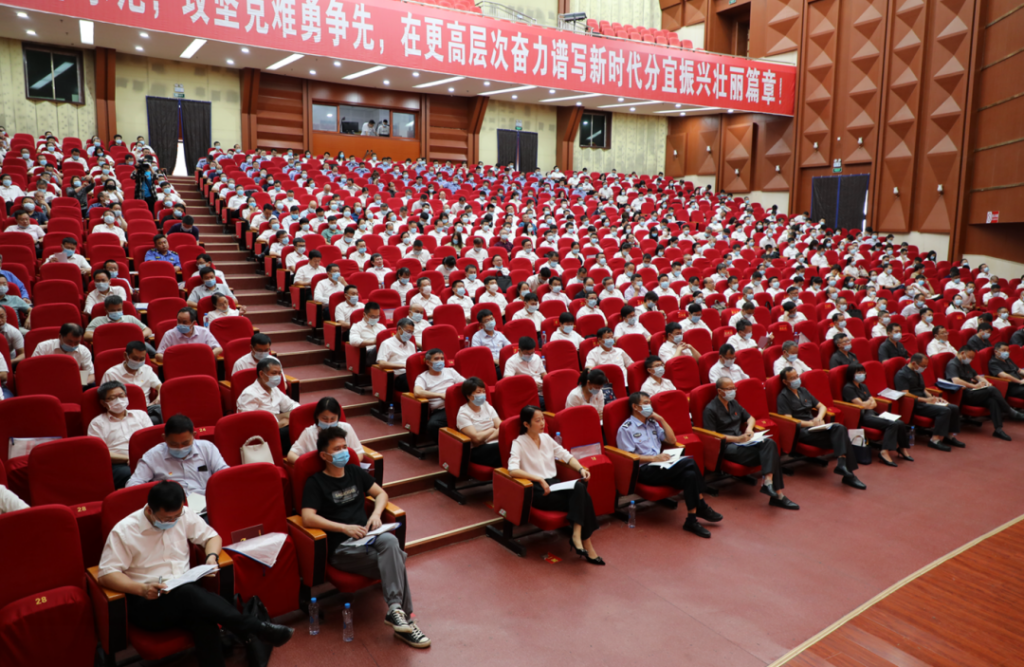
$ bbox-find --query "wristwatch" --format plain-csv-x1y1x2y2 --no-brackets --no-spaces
206,552,219,563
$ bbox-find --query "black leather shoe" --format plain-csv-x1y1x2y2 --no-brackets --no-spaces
994,429,1012,441
833,464,852,478
1012,410,1024,421
897,449,914,462
696,503,723,522
257,622,294,647
683,516,711,538
945,436,967,448
842,475,867,490
759,483,781,500
928,440,952,452
879,452,897,467
769,496,800,510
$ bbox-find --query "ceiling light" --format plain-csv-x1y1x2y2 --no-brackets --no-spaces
483,81,490,86
617,97,624,102
309,69,316,75
448,87,455,92
482,84,536,96
654,106,718,114
180,38,207,59
512,95,518,99
227,59,234,65
383,79,390,85
728,109,734,113
241,48,250,53
25,30,36,36
680,112,686,116
266,54,303,71
630,107,635,112
597,100,661,109
413,75,465,89
549,89,556,94
140,32,149,38
79,19,94,45
135,46,144,51
576,101,581,106
540,92,602,103
333,61,341,67
343,65,386,80
16,11,27,18
675,103,681,108
326,114,333,117
412,72,420,77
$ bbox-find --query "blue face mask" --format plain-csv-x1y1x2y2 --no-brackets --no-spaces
108,311,123,321
176,324,192,335
471,393,487,406
60,342,78,353
153,517,178,531
331,449,350,467
63,247,75,258
789,379,802,390
167,445,192,459
431,360,445,372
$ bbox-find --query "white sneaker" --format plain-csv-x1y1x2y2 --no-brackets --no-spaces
384,607,412,633
395,623,431,648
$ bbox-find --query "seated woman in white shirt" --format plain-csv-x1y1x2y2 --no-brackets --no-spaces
509,405,603,565
478,277,508,316
640,356,676,397
206,292,240,322
542,277,571,308
585,328,633,401
455,377,502,468
447,280,474,323
286,396,364,464
565,369,606,419
88,381,153,489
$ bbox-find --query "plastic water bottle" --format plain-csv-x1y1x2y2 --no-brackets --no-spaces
908,425,916,445
554,432,562,446
342,603,354,642
203,312,211,328
628,500,636,528
386,404,395,427
308,597,319,636
540,330,548,345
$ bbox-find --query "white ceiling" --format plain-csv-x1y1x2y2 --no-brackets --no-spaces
3,6,731,117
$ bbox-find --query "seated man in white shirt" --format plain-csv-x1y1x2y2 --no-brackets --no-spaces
503,336,546,407
680,304,712,334
511,293,544,332
231,333,279,377
447,280,474,323
726,319,759,352
32,322,94,385
409,277,442,319
824,313,851,341
84,269,128,315
773,340,811,376
377,319,418,392
729,301,761,328
585,328,633,402
102,341,162,423
333,285,364,343
640,356,676,397
88,381,154,488
313,263,347,311
292,248,326,286
44,236,91,275
550,312,585,349
708,344,750,384
237,357,301,451
127,415,228,494
413,348,466,443
926,325,957,357
469,309,511,364
659,322,701,362
97,481,293,667
614,305,649,341
478,277,508,316
349,302,386,366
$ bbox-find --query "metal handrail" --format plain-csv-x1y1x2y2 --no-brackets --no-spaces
475,1,539,25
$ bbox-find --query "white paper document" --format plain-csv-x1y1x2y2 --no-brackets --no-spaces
225,532,288,568
734,431,769,447
935,379,962,392
160,564,217,593
876,411,902,422
649,448,694,469
546,480,579,493
809,423,835,432
879,388,904,401
186,493,207,515
343,522,401,547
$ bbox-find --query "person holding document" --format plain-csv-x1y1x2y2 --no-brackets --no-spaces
841,363,912,465
617,392,723,537
777,367,866,490
703,378,798,510
508,405,604,565
301,426,430,648
97,481,294,666
944,346,1024,441
893,354,965,451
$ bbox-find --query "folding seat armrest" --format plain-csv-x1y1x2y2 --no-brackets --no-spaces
286,515,326,588
832,400,865,430
873,396,895,413
362,446,384,487
897,393,917,422
437,427,471,479
199,551,234,601
371,365,395,404
87,566,127,657
985,376,1009,398
602,446,639,496
284,374,300,401
400,392,429,435
491,468,533,526
691,427,725,472
767,413,800,454
380,501,407,549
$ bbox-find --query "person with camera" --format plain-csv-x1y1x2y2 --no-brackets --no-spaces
132,161,157,212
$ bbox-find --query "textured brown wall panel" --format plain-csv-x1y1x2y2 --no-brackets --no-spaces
755,113,794,192
720,119,754,192
795,0,839,172
662,114,720,179
749,0,802,58
684,0,709,26
832,0,887,168
665,120,688,179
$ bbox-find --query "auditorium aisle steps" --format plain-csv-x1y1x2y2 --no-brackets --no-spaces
170,176,500,554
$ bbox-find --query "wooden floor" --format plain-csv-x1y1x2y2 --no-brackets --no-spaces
776,516,1024,667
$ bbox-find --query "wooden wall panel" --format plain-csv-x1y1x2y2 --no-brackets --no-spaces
427,96,472,164
873,0,927,233
254,73,305,152
556,106,584,172
720,119,755,192
684,0,708,26
755,113,794,191
665,128,687,179
795,0,839,171
750,0,802,58
832,0,887,168
311,134,422,162
94,47,117,144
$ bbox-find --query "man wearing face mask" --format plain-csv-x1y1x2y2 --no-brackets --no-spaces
659,322,701,362
377,319,418,392
230,333,278,376
703,377,797,509
155,308,222,364
945,346,1024,441
726,319,758,352
332,286,364,343
777,366,866,489
33,322,94,385
617,392,722,537
98,481,294,665
127,415,228,493
469,310,511,363
349,303,386,365
88,381,153,488
85,294,153,346
414,349,466,443
143,234,181,268
0,172,25,211
503,336,546,403
878,323,909,362
613,304,650,341
989,342,1024,402
965,322,995,352
186,268,237,309
237,357,301,450
102,341,162,424
829,333,860,369
709,344,749,384
510,293,545,332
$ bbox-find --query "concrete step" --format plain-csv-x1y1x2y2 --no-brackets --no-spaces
233,289,278,306
205,249,250,262
258,322,312,343
272,340,330,367
223,274,269,291
246,308,294,325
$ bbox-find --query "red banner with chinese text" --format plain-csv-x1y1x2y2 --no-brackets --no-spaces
12,0,796,115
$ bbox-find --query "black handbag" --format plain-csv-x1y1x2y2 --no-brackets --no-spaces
238,594,273,667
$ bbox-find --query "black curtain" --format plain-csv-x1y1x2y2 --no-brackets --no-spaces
181,100,212,174
811,174,871,231
146,97,180,173
519,132,538,173
497,129,518,169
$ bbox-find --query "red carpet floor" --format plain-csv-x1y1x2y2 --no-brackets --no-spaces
155,420,1024,667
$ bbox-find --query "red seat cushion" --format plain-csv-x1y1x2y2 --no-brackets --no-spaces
721,460,761,477
325,565,379,593
793,442,831,458
72,500,104,568
529,508,569,532
126,625,192,661
467,462,493,482
634,483,678,502
0,586,95,667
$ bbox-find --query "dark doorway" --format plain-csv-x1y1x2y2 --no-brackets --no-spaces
811,174,871,232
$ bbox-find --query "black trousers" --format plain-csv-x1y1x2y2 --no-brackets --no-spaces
724,438,784,489
959,386,1014,429
532,478,598,540
636,457,703,509
859,413,908,451
470,441,502,468
796,425,858,471
279,425,291,455
112,463,131,489
126,583,261,667
1006,382,1024,401
425,409,447,443
913,401,960,437
394,374,409,393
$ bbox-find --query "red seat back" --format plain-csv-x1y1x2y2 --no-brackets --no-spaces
92,322,144,356
161,375,223,428
17,355,83,405
29,436,115,505
543,369,580,413
209,316,254,349
0,395,68,467
453,346,498,388
493,375,539,419
0,505,88,613
162,343,219,381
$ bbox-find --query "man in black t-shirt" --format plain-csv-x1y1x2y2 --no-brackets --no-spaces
301,426,430,649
